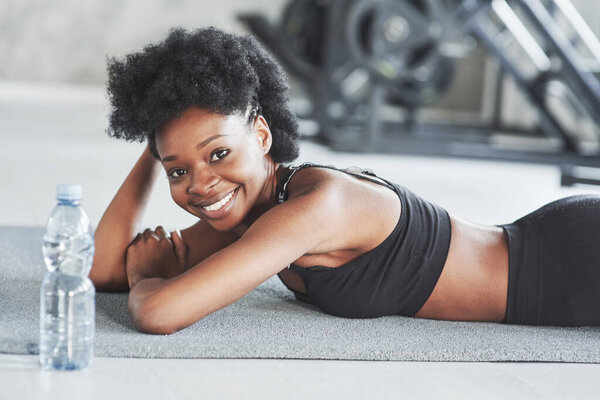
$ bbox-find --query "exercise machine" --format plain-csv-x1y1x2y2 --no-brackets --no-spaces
239,0,600,186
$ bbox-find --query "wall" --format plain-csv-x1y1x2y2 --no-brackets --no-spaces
0,0,287,84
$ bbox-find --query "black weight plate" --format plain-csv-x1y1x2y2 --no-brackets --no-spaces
345,0,445,85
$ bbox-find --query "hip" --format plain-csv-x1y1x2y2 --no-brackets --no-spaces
499,194,600,326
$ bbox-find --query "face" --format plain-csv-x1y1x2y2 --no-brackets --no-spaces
156,106,276,232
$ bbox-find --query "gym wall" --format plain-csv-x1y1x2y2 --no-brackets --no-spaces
0,0,289,84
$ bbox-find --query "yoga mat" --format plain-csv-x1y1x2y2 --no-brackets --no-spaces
1,227,599,362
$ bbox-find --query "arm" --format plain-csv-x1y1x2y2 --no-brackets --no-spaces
90,145,162,292
124,221,239,288
127,185,343,334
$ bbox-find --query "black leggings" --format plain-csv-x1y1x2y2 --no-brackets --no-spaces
498,195,600,326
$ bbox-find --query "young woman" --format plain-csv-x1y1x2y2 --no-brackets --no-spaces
91,27,600,334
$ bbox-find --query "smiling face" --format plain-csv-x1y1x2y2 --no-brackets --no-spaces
156,106,280,232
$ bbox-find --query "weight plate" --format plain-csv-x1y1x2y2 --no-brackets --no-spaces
345,0,446,84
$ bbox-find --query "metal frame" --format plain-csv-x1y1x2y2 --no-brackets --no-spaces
240,0,600,186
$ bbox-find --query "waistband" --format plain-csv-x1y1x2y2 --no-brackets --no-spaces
498,219,542,325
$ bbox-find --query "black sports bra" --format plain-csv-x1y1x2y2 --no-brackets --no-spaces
275,162,452,318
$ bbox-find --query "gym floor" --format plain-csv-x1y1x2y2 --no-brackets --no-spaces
2,81,600,399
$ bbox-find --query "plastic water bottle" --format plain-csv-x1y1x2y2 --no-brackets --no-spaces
40,184,95,370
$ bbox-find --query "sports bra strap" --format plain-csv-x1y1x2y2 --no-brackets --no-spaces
277,162,395,204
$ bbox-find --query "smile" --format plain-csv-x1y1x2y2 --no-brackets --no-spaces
203,189,235,212
192,187,240,219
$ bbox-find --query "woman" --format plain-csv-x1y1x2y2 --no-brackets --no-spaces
91,27,600,334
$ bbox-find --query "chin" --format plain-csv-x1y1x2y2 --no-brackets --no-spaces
204,212,246,233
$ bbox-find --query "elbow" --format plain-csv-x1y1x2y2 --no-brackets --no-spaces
128,295,188,335
133,317,178,335
90,274,122,293
90,264,129,293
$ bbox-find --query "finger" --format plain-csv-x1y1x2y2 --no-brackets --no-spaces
142,228,155,240
155,225,168,239
170,229,181,248
171,229,188,267
143,228,163,242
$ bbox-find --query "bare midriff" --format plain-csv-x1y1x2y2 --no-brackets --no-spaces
279,214,509,323
413,215,509,322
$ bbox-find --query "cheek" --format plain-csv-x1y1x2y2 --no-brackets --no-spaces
229,155,261,188
169,183,187,207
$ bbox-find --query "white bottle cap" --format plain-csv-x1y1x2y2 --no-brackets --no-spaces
57,184,82,201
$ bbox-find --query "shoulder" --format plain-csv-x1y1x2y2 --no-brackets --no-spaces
283,165,347,201
283,164,389,207
275,163,402,252
254,165,374,251
240,166,351,249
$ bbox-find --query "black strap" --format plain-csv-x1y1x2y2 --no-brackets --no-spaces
277,162,395,204
277,162,313,204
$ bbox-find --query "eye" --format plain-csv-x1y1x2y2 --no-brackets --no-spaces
210,148,230,163
167,168,187,179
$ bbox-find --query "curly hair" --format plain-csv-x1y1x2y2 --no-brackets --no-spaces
106,26,300,163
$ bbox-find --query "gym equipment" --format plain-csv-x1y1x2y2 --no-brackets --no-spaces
239,0,600,186
344,0,452,106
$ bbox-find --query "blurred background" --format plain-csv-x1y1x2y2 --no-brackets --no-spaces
2,0,600,232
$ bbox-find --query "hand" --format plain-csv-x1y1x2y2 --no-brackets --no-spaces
125,226,189,289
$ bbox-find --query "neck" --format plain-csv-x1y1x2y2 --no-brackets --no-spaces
234,159,285,236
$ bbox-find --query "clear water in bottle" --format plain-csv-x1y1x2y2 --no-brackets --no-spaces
40,184,95,370
40,273,95,370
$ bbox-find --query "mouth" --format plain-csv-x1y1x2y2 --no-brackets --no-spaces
191,187,240,219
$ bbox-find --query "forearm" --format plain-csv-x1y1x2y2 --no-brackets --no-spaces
127,266,210,335
91,145,162,292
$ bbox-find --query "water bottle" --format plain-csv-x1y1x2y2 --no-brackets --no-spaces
40,184,95,370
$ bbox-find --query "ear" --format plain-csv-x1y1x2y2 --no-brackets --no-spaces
253,115,273,155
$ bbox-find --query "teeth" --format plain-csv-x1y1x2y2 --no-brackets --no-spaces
202,190,234,212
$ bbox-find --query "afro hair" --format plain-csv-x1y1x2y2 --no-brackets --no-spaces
106,26,300,163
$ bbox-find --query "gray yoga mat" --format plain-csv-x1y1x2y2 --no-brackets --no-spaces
1,226,599,362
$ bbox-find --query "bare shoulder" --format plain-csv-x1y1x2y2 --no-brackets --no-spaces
271,165,401,254
284,165,347,198
285,165,398,205
280,166,350,219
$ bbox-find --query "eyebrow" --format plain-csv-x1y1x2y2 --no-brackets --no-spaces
161,135,228,162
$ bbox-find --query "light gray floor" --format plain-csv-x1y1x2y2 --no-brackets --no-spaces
2,354,600,400
2,80,600,398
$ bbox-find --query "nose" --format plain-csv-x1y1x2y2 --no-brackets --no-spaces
187,168,219,197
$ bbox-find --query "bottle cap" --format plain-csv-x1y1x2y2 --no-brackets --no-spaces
56,184,82,201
